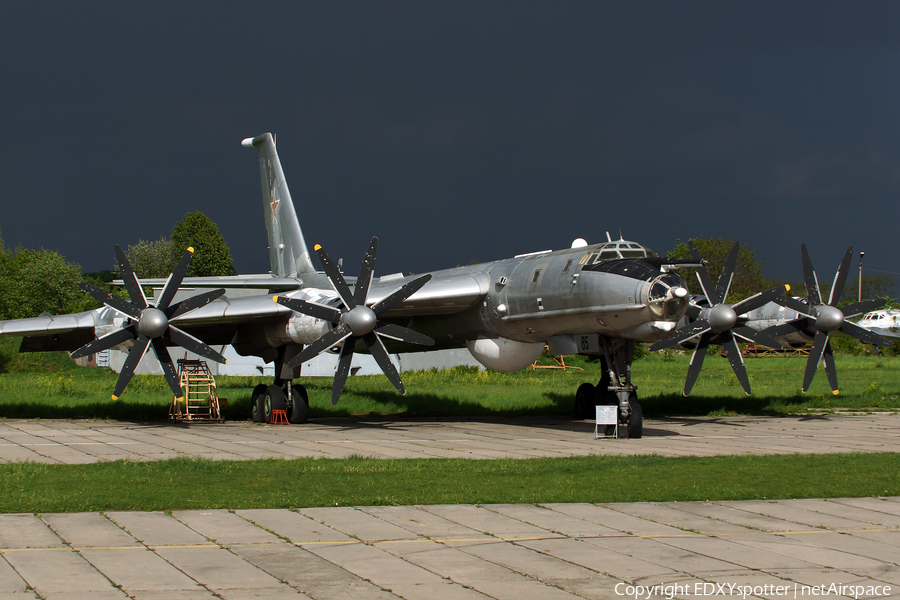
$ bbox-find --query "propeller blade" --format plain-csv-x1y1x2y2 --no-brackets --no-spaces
828,246,853,305
689,241,715,302
683,334,710,396
365,332,405,395
112,335,151,399
71,326,136,359
714,242,739,304
840,299,884,319
800,244,822,306
731,325,779,349
331,341,355,406
288,323,353,368
840,321,894,348
374,322,435,346
371,274,433,316
649,319,712,352
115,244,148,309
151,337,182,399
802,331,829,392
156,247,194,310
354,237,378,307
77,282,142,319
314,244,356,309
721,333,751,395
685,303,703,319
275,296,342,323
762,319,810,339
732,285,789,316
168,289,226,320
167,326,228,363
822,338,839,394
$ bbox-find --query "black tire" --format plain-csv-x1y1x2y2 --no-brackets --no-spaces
574,382,596,419
262,385,286,424
627,393,643,439
288,384,309,424
251,384,267,423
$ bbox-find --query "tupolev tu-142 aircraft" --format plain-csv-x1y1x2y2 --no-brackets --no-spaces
0,133,892,437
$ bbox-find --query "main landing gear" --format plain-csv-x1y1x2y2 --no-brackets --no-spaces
250,346,310,425
573,337,642,438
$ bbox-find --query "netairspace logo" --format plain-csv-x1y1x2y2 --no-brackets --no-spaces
614,582,893,600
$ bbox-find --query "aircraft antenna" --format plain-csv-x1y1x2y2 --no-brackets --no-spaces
606,232,612,242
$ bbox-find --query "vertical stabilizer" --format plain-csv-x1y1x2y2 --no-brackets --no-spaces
242,133,315,278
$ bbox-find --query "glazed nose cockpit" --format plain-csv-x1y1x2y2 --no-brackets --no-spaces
648,273,689,320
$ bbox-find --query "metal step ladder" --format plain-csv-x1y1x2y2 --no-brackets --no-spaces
168,359,225,422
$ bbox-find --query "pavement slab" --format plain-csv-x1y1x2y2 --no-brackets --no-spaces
356,505,486,540
299,506,428,543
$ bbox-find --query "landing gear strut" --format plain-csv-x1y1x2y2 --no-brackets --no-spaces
573,336,642,438
249,346,309,424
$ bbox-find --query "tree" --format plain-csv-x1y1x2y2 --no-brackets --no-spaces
0,247,96,320
121,237,175,278
170,211,236,277
667,237,767,303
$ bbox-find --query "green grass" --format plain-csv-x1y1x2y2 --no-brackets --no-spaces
1,453,897,513
1,337,900,420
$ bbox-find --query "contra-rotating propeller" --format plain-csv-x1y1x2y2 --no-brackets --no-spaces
649,241,784,396
71,245,227,400
275,237,434,405
763,244,892,395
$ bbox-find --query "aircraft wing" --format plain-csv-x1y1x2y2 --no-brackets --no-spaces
115,274,303,292
0,309,109,352
0,294,295,353
365,270,490,316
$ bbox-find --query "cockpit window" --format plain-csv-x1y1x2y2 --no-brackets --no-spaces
584,239,654,261
645,273,689,321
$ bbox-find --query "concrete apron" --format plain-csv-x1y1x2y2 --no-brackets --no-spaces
1,414,899,599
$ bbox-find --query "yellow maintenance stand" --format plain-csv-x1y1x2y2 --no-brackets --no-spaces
168,359,225,422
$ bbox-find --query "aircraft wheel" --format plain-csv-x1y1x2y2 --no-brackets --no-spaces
288,384,309,424
627,393,643,439
574,383,596,419
262,385,285,424
251,384,266,423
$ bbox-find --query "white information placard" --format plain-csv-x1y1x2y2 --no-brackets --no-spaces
594,405,618,439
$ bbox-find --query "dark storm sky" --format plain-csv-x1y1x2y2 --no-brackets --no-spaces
2,2,899,291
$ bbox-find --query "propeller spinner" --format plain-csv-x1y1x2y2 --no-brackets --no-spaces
71,245,227,400
764,244,892,394
275,237,435,405
650,241,784,395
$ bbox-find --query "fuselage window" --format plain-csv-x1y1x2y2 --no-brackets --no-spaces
561,259,573,273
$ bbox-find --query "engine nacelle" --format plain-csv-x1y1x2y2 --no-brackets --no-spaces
262,313,332,347
466,337,545,372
